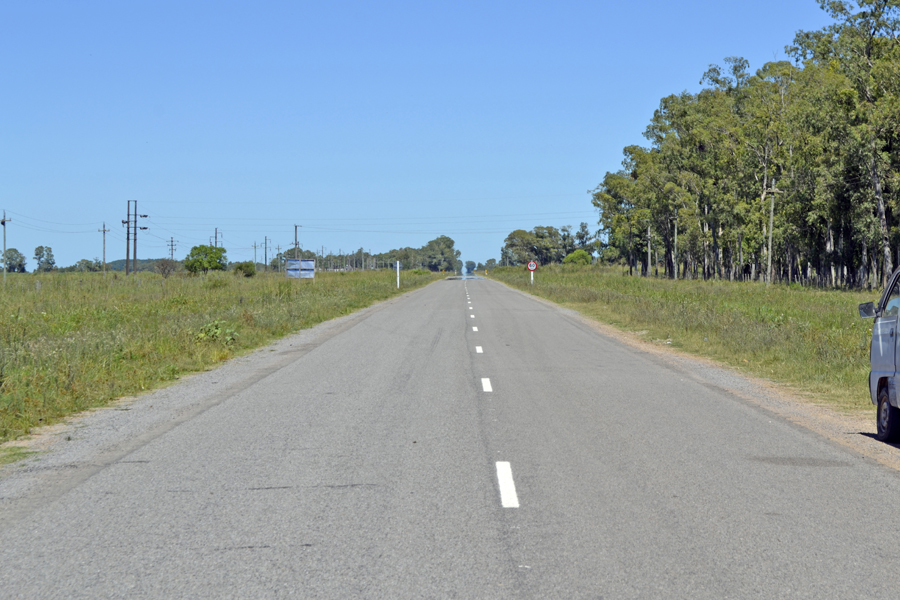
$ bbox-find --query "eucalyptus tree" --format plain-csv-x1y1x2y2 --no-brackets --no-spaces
792,0,900,286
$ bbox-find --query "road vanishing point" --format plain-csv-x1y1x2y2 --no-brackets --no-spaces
2,277,899,599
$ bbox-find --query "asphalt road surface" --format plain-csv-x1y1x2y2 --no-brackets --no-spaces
2,277,900,599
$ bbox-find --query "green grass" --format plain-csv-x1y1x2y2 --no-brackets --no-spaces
0,269,440,442
489,265,876,414
0,445,35,466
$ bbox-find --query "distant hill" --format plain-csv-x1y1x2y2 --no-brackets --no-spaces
106,258,175,272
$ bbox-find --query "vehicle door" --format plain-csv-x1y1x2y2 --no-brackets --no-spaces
873,278,900,381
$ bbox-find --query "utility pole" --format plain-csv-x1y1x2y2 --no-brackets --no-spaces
253,242,258,267
1,211,10,283
135,201,148,275
294,225,300,259
99,222,109,276
122,202,131,276
276,245,282,272
122,200,147,276
264,236,269,272
167,237,177,260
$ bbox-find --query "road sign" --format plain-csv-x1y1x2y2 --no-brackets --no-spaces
527,261,537,271
285,259,300,279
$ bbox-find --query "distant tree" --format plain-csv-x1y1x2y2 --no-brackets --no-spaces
420,236,462,272
575,222,594,254
485,259,497,270
3,248,26,273
76,258,102,272
232,261,256,277
270,253,285,272
465,260,476,274
184,245,227,274
532,226,563,264
563,249,592,265
476,262,485,271
502,229,536,265
154,258,178,278
560,225,575,257
33,246,56,272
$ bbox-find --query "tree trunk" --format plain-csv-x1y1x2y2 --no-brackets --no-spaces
765,186,775,286
826,221,835,287
872,156,893,287
728,245,734,281
646,225,651,277
861,237,869,290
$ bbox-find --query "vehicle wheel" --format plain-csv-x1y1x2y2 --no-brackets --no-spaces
876,388,900,442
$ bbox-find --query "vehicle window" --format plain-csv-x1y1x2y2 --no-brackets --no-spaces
885,281,900,317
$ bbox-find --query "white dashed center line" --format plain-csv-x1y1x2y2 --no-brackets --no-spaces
496,462,520,508
476,346,483,353
472,327,478,331
469,307,473,310
470,315,475,318
481,378,492,392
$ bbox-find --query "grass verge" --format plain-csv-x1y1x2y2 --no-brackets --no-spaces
489,265,876,414
0,446,35,466
0,269,440,443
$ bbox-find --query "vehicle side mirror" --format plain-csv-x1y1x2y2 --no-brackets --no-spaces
859,301,876,319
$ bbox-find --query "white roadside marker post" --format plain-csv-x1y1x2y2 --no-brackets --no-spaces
396,260,400,289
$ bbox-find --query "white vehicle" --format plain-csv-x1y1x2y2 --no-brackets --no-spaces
860,277,900,441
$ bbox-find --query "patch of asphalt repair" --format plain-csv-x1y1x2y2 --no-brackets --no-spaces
0,288,412,527
491,278,900,474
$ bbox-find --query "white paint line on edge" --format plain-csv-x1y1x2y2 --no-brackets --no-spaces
476,346,483,353
472,327,478,331
481,378,492,392
496,462,520,508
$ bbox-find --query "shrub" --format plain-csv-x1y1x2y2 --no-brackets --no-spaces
233,261,256,277
154,259,179,278
563,249,592,266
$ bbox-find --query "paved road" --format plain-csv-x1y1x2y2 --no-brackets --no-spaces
2,277,900,598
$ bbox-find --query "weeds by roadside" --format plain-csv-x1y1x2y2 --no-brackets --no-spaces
0,270,439,442
489,265,875,414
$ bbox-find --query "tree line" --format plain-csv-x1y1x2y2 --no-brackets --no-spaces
1,235,464,276
500,223,596,266
589,1,900,289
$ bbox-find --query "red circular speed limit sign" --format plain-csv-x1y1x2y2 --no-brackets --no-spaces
526,261,537,271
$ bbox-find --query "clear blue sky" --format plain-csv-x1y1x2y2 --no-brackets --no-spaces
1,0,834,269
